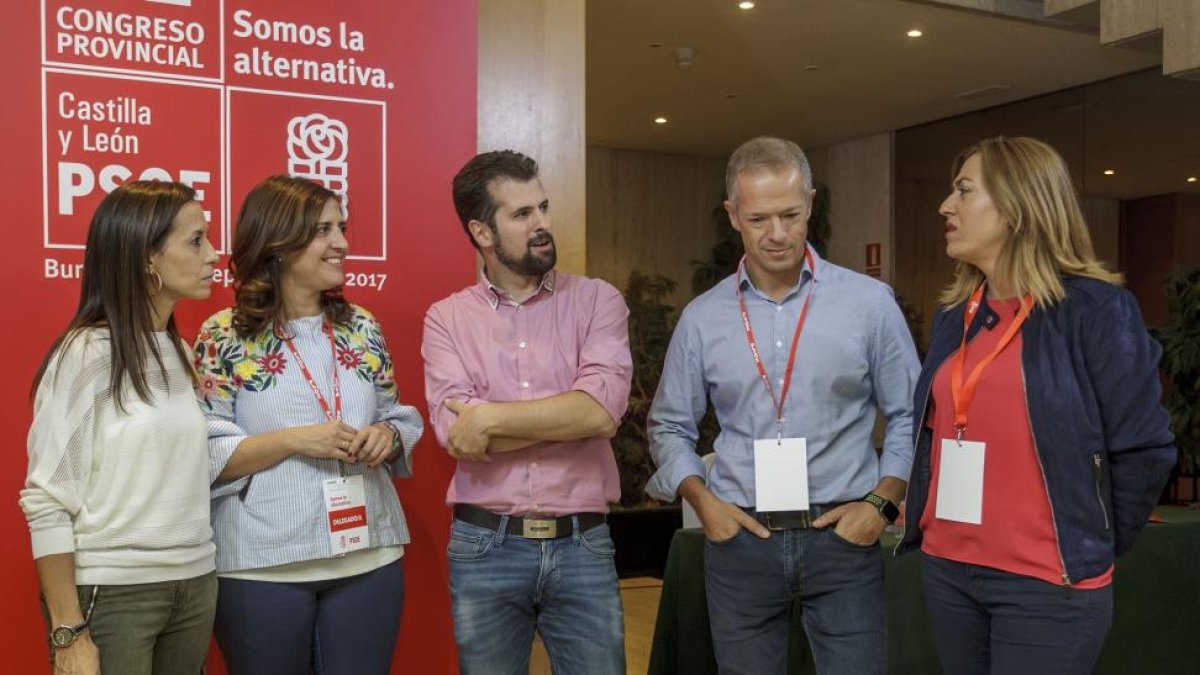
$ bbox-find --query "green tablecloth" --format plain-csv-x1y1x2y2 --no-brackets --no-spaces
649,506,1200,675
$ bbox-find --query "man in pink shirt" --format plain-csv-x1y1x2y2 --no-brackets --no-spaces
422,150,633,675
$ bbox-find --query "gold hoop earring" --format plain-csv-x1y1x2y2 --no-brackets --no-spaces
150,270,163,293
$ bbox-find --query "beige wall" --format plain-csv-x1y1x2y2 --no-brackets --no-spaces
585,133,898,307
820,132,895,281
586,147,726,306
478,0,587,274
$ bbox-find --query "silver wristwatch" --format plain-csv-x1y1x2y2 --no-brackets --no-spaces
49,586,99,649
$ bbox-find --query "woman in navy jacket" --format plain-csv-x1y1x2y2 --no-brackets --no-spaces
896,136,1175,675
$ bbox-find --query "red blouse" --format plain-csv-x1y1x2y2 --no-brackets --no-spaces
921,297,1112,588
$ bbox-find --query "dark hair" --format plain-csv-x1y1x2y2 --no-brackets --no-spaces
31,181,198,409
451,150,539,249
230,175,350,338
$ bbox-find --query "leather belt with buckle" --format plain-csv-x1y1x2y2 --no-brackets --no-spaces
453,504,606,540
741,503,846,531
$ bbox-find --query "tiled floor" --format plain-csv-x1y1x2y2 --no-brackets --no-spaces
528,577,664,674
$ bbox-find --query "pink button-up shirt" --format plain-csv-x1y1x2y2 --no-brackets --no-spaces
422,270,632,515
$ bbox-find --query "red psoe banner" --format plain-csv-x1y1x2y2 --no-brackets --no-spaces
44,69,225,250
6,1,477,673
227,89,385,259
44,0,223,81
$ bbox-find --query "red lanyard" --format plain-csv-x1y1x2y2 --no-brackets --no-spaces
950,283,1032,440
735,247,817,436
279,317,343,422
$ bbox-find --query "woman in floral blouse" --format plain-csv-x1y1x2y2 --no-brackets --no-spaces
194,175,423,675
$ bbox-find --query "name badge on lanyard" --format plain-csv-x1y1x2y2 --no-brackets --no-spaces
935,439,985,524
935,283,1032,525
737,250,817,512
280,318,367,554
323,475,369,556
755,438,810,511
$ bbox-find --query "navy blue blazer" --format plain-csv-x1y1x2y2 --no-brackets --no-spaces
897,277,1177,584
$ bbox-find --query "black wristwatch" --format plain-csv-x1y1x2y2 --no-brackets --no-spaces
862,493,900,525
49,586,99,649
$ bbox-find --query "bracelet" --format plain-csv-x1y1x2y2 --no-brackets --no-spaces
378,423,402,455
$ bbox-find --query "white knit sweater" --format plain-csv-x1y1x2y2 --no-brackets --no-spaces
20,329,216,585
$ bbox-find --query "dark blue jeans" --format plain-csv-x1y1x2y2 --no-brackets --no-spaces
920,553,1113,675
214,559,404,675
703,527,886,675
448,517,625,675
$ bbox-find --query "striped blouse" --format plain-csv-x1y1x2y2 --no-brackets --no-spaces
195,305,423,574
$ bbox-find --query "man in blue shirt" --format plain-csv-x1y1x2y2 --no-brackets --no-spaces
647,136,919,675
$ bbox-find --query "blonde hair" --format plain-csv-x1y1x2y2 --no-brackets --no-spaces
940,136,1121,308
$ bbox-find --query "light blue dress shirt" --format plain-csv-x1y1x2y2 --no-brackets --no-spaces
646,249,919,507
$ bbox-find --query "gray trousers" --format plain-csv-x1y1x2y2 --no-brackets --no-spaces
45,571,218,675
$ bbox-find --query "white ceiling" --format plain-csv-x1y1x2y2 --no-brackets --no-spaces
586,0,1163,157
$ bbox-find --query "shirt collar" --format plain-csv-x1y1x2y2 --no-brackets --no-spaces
736,243,820,301
477,269,557,310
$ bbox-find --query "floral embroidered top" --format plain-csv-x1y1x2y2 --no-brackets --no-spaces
195,304,423,574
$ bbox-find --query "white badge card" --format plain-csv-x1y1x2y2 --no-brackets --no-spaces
753,437,810,512
323,475,369,556
935,439,986,525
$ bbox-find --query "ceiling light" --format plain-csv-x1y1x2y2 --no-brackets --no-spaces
1189,177,1197,183
738,2,755,9
654,117,668,125
1103,169,1115,176
675,46,695,68
907,29,923,38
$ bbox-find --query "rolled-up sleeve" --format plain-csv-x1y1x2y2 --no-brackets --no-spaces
646,306,708,501
571,282,633,424
422,304,487,450
194,320,252,499
869,285,920,483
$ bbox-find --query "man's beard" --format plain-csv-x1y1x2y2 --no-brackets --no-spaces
495,230,557,276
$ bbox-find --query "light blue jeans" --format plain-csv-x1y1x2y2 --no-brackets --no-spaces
704,527,886,675
448,516,626,675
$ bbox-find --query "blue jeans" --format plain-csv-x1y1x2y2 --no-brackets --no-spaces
448,517,625,675
920,553,1113,675
703,527,886,675
214,559,404,675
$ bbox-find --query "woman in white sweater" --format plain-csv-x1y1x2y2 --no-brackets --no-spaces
21,180,220,675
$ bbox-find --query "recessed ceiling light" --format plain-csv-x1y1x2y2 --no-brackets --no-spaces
1103,169,1115,176
654,117,668,125
738,2,755,9
1189,176,1197,183
907,29,923,38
